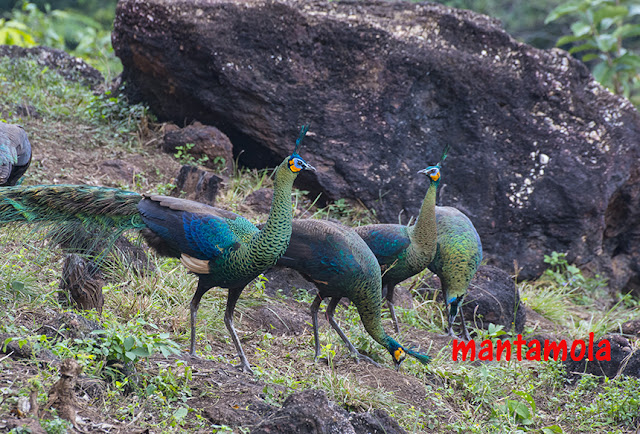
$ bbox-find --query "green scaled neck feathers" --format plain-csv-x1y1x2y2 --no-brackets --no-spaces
408,144,450,258
250,126,314,268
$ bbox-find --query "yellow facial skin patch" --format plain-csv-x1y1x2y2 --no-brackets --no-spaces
394,348,406,362
289,158,302,173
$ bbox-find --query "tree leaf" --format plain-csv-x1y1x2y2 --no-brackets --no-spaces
131,346,151,357
581,53,602,62
569,42,598,54
545,1,584,24
614,24,640,39
125,351,138,362
557,34,588,47
616,53,640,67
571,21,591,37
595,34,618,52
173,407,188,420
123,336,134,351
592,5,628,27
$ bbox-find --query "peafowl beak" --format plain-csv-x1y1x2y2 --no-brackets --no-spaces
302,162,316,172
418,167,440,182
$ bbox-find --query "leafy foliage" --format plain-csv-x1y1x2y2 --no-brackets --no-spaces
0,1,121,79
546,0,640,106
432,0,568,48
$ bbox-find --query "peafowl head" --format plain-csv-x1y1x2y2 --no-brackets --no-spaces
447,295,463,323
390,343,408,368
284,125,315,175
418,144,449,185
387,338,431,370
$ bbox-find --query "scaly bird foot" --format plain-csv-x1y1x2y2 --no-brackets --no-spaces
234,362,254,375
351,352,381,368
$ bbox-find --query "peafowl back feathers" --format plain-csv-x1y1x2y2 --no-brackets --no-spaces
277,219,431,368
428,205,482,340
0,123,32,186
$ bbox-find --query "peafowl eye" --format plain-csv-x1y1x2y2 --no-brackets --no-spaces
288,156,314,173
420,166,441,182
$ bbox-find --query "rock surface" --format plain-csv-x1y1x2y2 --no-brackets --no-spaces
463,265,526,334
112,0,640,291
252,389,406,434
564,334,640,379
173,164,223,206
0,45,103,88
162,122,234,173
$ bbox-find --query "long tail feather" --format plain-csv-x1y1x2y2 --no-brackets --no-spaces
0,185,146,256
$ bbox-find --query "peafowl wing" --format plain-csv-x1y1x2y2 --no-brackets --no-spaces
138,195,258,269
0,124,32,186
354,224,411,266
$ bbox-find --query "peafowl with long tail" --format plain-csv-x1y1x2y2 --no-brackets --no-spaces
0,126,314,373
354,146,448,333
428,206,482,341
0,123,32,186
275,219,431,369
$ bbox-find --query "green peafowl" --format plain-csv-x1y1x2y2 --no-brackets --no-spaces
428,206,482,341
0,123,32,186
0,126,314,373
354,146,448,333
275,219,432,369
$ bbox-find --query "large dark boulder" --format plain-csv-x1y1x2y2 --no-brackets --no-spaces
112,0,640,290
565,334,640,379
463,265,526,334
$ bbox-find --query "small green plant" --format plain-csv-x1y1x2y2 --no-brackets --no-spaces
0,17,36,46
174,143,210,166
546,0,640,107
491,392,536,428
542,251,608,299
39,416,73,434
144,362,193,404
84,88,152,135
474,323,507,341
71,317,181,381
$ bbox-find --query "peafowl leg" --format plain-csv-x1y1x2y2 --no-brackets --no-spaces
309,295,323,361
326,298,380,367
458,305,471,341
224,287,253,374
189,279,210,356
385,284,401,334
446,307,457,339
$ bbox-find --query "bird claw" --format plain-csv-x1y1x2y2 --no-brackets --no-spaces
351,352,381,367
234,363,254,375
